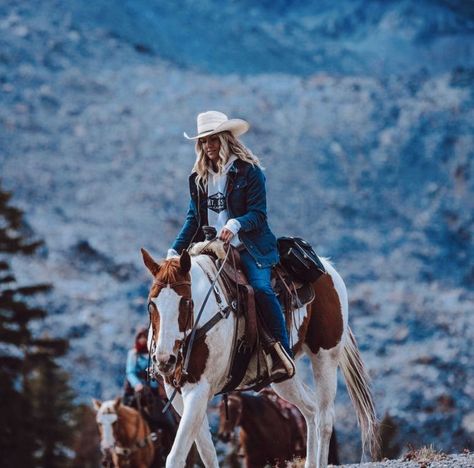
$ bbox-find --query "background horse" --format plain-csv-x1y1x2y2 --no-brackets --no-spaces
217,390,339,467
93,397,155,468
125,386,198,467
142,247,378,468
125,385,176,463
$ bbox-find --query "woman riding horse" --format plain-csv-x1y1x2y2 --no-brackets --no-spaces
125,328,157,397
124,328,177,445
167,110,294,380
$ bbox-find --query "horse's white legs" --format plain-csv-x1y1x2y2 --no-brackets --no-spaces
164,382,218,467
165,380,217,468
309,348,340,468
195,414,219,468
272,371,319,468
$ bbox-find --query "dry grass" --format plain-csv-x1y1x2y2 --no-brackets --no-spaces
285,446,452,467
283,446,469,467
285,457,304,467
285,458,338,467
403,445,448,467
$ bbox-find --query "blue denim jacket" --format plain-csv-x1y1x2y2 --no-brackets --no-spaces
172,159,279,268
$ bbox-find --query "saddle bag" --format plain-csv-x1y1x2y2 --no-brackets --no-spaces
277,236,326,283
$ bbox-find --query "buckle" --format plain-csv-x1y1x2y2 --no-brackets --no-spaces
220,305,231,318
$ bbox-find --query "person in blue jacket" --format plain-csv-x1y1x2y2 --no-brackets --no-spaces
167,110,295,381
124,328,177,437
125,328,157,394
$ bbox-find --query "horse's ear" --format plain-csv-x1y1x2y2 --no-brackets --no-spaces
113,396,122,410
92,398,102,411
179,250,191,275
141,248,160,276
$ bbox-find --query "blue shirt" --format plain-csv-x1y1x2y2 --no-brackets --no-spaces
126,349,158,388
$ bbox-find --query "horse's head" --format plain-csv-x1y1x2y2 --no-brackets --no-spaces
92,397,121,466
218,394,243,443
141,248,193,378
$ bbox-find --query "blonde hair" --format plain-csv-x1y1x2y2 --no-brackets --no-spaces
192,131,262,191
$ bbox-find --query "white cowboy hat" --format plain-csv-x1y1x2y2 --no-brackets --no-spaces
183,110,250,140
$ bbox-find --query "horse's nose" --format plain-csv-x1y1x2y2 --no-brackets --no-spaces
101,452,113,467
157,353,177,374
218,431,231,443
157,352,177,365
101,441,114,450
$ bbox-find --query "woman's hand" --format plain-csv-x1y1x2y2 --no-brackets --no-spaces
219,228,234,244
134,383,144,392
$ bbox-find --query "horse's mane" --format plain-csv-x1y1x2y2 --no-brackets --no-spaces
156,254,220,291
157,258,181,283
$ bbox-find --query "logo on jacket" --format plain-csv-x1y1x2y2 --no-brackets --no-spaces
208,191,226,213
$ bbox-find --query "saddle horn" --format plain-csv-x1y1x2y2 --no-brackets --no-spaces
202,225,217,241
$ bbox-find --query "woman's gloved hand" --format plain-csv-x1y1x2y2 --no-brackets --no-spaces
219,218,240,244
219,228,235,244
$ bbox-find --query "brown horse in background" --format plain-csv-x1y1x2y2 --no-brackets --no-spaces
218,390,339,467
93,397,155,468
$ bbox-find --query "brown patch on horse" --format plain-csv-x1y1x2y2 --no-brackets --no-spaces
178,297,194,332
149,304,160,342
185,337,209,383
304,274,343,354
168,337,210,386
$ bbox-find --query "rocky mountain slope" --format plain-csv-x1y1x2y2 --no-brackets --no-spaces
0,0,473,463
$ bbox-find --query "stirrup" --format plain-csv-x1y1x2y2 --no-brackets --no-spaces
267,342,296,383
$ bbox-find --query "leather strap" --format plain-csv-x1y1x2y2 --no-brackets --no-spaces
193,305,233,341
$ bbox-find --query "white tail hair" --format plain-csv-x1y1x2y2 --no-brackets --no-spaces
340,327,380,460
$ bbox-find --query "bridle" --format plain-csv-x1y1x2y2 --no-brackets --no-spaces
152,280,191,288
147,278,194,385
98,408,156,467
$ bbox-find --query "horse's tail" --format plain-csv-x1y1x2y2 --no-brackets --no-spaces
340,326,380,460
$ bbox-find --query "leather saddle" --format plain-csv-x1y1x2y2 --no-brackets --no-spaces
218,247,315,345
189,240,316,393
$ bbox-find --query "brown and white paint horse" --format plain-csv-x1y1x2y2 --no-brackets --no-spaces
141,247,378,468
93,397,155,468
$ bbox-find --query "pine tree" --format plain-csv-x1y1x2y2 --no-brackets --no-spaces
0,184,76,467
29,356,75,467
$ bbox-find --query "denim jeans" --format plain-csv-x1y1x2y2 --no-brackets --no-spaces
239,249,292,356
